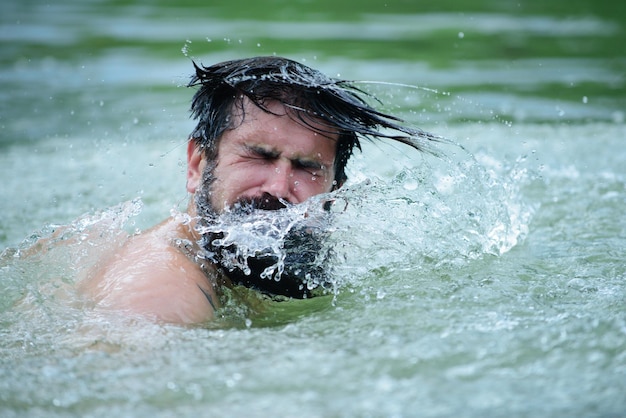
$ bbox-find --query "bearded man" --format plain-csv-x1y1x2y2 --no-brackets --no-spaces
80,56,439,324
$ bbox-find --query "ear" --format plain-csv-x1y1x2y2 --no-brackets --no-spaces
186,140,204,194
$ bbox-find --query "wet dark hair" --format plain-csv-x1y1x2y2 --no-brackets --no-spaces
187,56,441,186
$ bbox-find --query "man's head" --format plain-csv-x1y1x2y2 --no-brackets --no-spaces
186,98,339,213
185,55,441,208
183,56,440,298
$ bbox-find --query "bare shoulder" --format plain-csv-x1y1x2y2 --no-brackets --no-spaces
79,217,218,325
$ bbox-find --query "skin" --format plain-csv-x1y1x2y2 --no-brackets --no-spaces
80,99,339,325
186,100,338,209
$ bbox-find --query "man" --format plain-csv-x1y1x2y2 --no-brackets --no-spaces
80,56,440,325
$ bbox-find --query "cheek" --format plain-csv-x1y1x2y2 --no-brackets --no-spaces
293,172,334,196
214,165,265,198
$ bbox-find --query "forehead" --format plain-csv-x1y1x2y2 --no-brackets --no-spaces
226,98,339,159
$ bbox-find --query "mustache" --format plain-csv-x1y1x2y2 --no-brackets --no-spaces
232,193,289,212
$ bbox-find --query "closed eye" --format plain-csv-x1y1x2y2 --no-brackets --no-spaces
245,144,279,161
243,144,328,178
294,159,324,176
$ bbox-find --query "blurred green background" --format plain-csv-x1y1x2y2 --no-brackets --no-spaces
1,0,624,142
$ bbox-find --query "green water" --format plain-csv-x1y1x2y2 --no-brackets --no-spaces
1,1,625,417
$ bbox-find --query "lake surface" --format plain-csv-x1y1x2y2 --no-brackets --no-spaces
1,1,625,417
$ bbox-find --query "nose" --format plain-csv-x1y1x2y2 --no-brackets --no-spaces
262,160,295,202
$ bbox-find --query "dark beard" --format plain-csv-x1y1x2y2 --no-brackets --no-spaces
195,190,333,299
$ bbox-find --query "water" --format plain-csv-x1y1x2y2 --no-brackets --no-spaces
1,1,625,417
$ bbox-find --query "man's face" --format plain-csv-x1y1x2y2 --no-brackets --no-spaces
185,99,338,298
187,99,338,212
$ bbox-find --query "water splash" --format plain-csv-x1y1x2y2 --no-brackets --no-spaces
0,199,143,313
195,198,336,299
193,141,535,301
0,145,533,328
327,143,535,286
